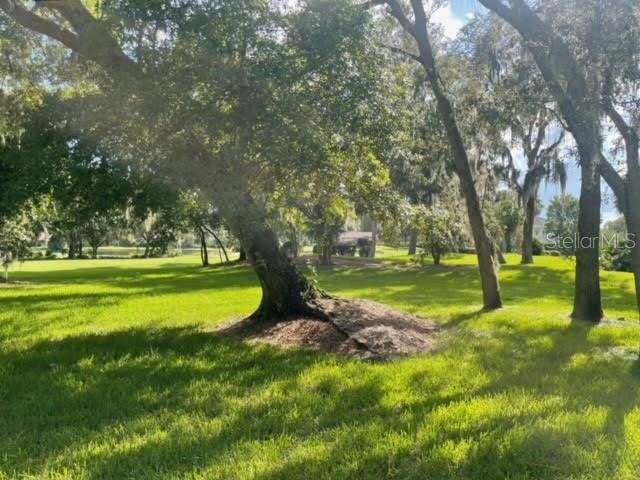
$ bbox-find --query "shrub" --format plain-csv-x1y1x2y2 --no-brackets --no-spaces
601,241,632,272
532,238,545,256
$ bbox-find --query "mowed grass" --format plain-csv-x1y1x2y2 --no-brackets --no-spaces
1,252,640,479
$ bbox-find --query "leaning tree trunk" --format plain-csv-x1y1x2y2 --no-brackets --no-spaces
245,226,319,320
209,229,229,263
199,228,209,267
405,5,502,310
225,194,323,321
521,194,536,265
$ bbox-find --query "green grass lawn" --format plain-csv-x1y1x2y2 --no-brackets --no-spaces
1,252,639,479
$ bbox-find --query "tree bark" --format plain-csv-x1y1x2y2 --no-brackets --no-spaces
222,194,324,321
571,150,603,322
521,194,536,264
91,245,99,259
408,229,418,255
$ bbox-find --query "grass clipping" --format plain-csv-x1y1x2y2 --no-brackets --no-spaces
221,298,439,360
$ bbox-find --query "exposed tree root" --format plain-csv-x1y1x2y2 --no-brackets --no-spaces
216,297,439,360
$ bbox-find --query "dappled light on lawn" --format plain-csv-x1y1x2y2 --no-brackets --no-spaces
1,254,639,479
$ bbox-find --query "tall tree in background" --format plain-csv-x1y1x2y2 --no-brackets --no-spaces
463,16,566,264
479,0,640,321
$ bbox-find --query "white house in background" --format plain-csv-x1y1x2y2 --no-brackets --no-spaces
533,217,546,242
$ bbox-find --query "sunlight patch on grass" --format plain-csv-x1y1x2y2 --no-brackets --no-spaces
1,253,640,479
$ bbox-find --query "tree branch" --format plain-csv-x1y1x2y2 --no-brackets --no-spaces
0,0,82,51
598,152,626,202
1,0,141,81
377,42,419,62
385,0,416,38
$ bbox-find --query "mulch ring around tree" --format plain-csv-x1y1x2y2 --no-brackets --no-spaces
215,298,440,361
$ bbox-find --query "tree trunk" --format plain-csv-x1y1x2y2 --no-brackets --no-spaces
246,225,319,320
208,229,229,263
617,176,640,319
432,250,441,266
497,249,507,265
368,219,378,258
504,232,512,254
571,155,603,322
199,228,209,267
396,4,502,310
91,245,99,259
238,247,246,262
224,194,323,321
408,229,418,255
521,194,536,264
625,215,640,319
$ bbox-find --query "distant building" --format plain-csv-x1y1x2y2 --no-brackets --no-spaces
339,231,373,243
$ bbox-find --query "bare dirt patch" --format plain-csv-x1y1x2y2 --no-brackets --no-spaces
216,298,439,360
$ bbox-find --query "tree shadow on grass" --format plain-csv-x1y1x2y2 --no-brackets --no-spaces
1,320,639,479
11,263,258,294
319,262,637,321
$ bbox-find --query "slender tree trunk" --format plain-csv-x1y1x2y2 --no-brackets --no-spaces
497,249,507,265
209,230,229,263
504,232,512,254
406,4,502,310
368,219,378,258
199,228,209,267
91,245,99,259
408,229,418,255
521,194,536,264
238,247,246,262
